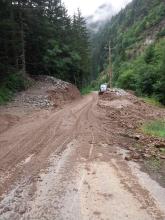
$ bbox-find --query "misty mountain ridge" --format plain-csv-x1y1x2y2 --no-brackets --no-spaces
86,1,132,32
86,3,115,32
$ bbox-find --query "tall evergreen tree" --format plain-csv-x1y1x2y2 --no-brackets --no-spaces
71,10,91,87
0,0,91,91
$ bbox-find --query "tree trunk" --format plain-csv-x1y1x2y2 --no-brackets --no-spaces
10,0,19,70
20,10,26,76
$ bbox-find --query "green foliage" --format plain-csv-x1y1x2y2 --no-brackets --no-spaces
6,73,27,92
157,28,165,37
0,0,91,96
144,45,155,64
91,0,165,105
0,87,12,104
80,85,95,95
141,120,165,138
136,65,158,96
0,72,29,104
117,66,136,90
141,97,163,107
116,39,165,103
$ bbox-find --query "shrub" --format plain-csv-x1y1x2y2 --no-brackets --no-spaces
0,87,13,104
6,72,27,92
157,28,165,38
135,65,158,96
0,72,29,105
117,68,136,90
141,120,165,138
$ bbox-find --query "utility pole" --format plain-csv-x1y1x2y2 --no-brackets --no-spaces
109,41,112,89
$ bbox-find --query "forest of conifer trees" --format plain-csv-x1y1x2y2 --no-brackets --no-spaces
0,0,91,103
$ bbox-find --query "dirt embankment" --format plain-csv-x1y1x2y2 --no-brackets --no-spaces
98,89,165,186
0,76,81,134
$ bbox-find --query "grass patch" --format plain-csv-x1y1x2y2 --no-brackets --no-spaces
141,97,163,107
141,120,165,138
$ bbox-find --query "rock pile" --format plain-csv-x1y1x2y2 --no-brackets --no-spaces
98,88,165,163
7,76,81,109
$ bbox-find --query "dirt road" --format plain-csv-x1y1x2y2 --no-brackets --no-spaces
0,92,165,220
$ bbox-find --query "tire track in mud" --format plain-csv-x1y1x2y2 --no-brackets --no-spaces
0,94,96,220
0,114,61,192
0,94,95,198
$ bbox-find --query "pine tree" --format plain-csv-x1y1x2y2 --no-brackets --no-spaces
0,0,91,90
71,9,91,87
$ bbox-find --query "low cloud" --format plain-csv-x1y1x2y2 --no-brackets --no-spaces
86,3,116,32
86,0,132,32
87,3,115,23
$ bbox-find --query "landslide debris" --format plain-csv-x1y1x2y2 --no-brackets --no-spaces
98,89,165,186
9,75,81,109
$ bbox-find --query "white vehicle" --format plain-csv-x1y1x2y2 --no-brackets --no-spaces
99,84,108,94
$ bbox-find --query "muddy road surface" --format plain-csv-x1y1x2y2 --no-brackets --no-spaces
0,92,165,220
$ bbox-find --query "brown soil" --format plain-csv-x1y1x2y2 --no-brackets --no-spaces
0,114,19,134
0,86,165,220
99,89,165,186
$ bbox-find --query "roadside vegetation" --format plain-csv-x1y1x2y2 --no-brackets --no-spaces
141,97,163,107
91,0,165,105
116,39,165,105
141,120,165,138
80,86,94,95
0,73,31,104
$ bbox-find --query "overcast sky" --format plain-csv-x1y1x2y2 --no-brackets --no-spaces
63,0,132,17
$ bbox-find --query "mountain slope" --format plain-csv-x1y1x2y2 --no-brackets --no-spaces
91,0,165,104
